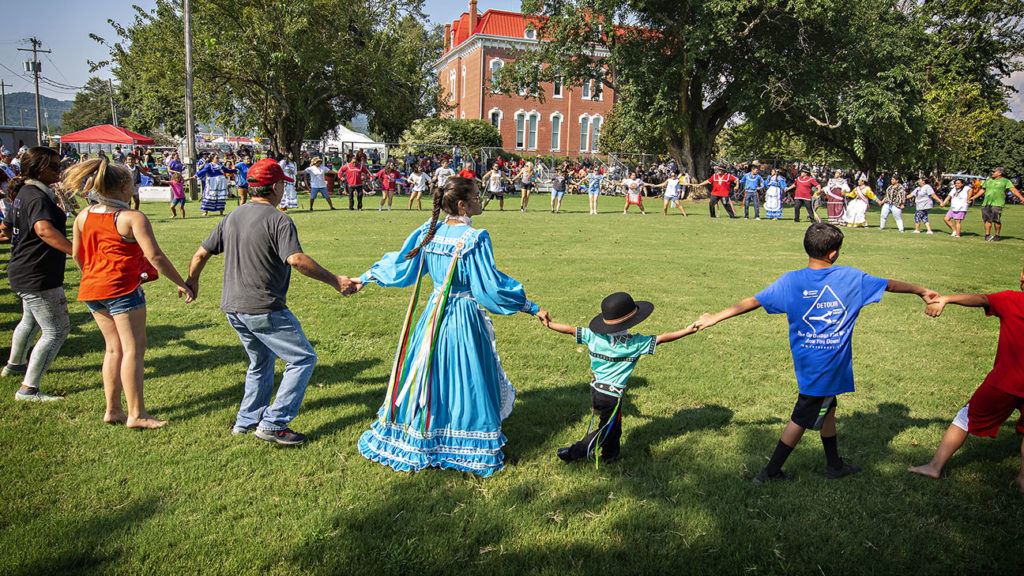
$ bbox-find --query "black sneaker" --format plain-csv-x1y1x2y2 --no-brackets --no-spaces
825,460,861,480
985,235,992,241
991,235,1002,242
254,428,306,446
556,447,583,462
753,468,791,484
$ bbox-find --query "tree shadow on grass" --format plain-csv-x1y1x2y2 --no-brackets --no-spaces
7,496,161,576
625,403,734,460
502,379,588,465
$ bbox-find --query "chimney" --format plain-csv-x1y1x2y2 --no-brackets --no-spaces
444,23,451,50
469,0,478,34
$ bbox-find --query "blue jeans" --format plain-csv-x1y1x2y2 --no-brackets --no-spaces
226,309,317,432
743,190,760,218
9,286,70,389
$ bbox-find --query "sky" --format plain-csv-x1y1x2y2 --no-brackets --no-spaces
1,0,1021,120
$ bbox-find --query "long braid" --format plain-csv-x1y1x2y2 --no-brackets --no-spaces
406,186,444,259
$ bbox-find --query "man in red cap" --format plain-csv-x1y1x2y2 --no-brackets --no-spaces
186,158,357,446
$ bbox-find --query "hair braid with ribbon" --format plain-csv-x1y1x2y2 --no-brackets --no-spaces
405,176,476,259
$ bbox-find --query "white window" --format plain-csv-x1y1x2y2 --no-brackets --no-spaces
515,112,526,149
593,81,603,101
590,115,602,152
449,69,457,102
581,81,591,100
489,58,504,92
488,108,503,130
461,65,466,98
579,115,590,152
528,113,539,150
550,112,563,150
553,77,563,99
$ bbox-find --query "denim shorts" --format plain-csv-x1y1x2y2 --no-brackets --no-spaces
310,187,329,199
171,197,186,207
85,286,146,315
551,190,565,199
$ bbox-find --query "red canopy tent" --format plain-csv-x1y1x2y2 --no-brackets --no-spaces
61,124,155,145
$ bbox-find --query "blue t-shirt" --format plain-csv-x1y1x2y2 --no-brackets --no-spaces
755,266,888,396
235,162,250,187
739,173,764,190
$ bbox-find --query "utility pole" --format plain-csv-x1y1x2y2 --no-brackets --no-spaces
17,37,51,146
0,80,9,125
107,79,118,126
183,0,199,200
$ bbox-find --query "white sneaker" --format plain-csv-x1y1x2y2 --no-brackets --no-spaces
926,230,934,235
14,388,62,402
377,206,382,211
950,232,956,236
913,230,921,234
641,211,646,215
623,211,627,214
756,217,761,221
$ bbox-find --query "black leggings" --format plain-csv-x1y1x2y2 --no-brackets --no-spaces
348,185,364,209
566,388,622,460
794,198,815,222
709,195,736,218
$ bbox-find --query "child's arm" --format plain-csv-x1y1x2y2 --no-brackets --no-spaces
695,296,762,330
885,279,939,303
926,293,989,317
538,310,576,335
656,322,699,344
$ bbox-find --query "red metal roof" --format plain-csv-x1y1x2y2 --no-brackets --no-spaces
445,9,546,54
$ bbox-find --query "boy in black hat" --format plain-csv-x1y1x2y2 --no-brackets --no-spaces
542,292,699,464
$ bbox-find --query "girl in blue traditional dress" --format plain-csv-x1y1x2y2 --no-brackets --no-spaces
354,177,549,477
197,154,235,216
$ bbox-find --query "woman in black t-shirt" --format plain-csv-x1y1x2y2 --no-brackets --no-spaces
0,147,72,402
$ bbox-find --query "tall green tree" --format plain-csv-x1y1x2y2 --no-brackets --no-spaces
60,77,123,133
500,0,804,180
92,0,438,157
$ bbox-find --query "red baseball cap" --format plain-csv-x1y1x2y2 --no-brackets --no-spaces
247,158,294,186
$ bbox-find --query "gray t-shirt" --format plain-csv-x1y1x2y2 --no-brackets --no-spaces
201,202,303,314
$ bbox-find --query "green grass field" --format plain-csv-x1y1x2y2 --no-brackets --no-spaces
2,194,1022,575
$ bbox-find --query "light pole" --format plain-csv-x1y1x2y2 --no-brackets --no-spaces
17,37,50,146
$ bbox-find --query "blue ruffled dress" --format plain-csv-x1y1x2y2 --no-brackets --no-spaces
358,221,538,477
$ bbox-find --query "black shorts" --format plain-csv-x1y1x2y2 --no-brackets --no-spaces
981,205,1002,224
790,394,838,430
487,191,504,199
521,183,534,191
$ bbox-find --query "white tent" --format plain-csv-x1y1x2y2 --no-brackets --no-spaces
319,125,385,153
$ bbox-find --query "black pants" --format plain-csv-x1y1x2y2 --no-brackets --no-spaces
709,195,736,218
794,198,815,222
348,184,364,210
566,388,622,460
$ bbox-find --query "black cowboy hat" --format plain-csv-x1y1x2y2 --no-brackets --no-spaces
589,292,654,335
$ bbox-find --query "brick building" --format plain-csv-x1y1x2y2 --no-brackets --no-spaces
434,1,614,157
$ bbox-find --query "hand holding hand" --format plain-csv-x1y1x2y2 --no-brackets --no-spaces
920,289,941,305
694,313,715,330
184,277,199,300
926,297,946,317
535,309,551,327
178,283,196,303
336,275,359,295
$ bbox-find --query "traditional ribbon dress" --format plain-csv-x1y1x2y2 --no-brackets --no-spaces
358,220,539,477
825,177,851,224
197,162,234,213
763,175,786,219
278,160,298,210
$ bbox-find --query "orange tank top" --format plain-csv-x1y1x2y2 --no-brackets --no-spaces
76,210,148,301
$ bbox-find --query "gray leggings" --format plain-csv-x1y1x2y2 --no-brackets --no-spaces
9,286,70,389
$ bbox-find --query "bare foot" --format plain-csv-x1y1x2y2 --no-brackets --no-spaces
104,411,128,425
908,464,941,479
126,416,168,429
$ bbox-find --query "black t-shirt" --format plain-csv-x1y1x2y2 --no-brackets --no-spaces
5,184,68,292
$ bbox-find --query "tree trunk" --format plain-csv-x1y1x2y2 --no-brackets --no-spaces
665,125,717,197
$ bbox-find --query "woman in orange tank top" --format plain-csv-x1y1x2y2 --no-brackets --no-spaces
65,159,194,429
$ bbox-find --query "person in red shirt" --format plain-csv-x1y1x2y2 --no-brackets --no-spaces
698,165,738,218
785,168,822,223
373,162,401,212
458,163,477,181
911,266,1024,492
340,158,371,210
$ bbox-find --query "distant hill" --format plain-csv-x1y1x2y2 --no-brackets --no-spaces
2,92,74,128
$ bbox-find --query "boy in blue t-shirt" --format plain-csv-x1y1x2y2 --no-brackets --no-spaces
542,292,698,464
696,223,938,483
